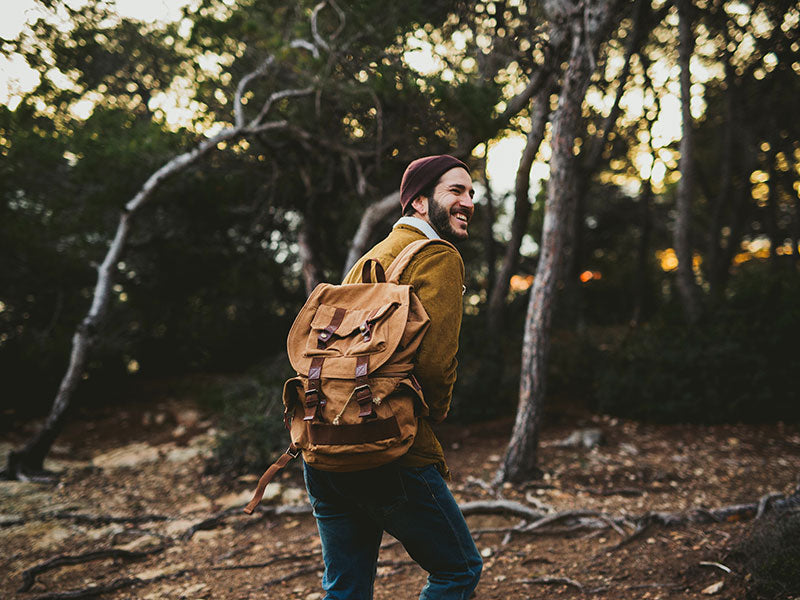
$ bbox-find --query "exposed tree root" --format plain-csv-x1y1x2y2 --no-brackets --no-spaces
577,486,646,497
517,575,586,591
459,499,546,521
54,511,171,526
19,546,166,593
263,564,322,588
184,503,312,539
212,550,321,571
376,558,416,574
22,484,798,597
28,570,192,600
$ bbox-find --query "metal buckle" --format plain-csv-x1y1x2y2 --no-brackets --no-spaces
354,383,370,395
287,446,300,459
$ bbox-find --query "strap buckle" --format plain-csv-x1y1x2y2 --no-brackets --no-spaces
354,383,371,396
287,445,300,459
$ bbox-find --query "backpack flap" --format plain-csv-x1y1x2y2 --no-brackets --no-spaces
286,282,413,379
305,301,399,357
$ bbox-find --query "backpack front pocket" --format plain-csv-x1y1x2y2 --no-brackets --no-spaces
304,303,398,357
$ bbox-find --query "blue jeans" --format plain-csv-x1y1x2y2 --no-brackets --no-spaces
303,461,483,600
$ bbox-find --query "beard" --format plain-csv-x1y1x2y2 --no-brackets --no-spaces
428,196,467,244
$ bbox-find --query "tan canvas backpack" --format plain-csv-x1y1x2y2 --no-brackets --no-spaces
244,238,454,514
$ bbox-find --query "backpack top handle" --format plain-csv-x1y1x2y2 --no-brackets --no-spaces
361,259,386,283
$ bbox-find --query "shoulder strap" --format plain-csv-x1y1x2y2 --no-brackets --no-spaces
385,238,457,284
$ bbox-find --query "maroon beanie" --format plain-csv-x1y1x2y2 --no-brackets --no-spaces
400,154,469,214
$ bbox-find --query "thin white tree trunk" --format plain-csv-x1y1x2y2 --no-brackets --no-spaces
2,3,340,478
342,191,400,277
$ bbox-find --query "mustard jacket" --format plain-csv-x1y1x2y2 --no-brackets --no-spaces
343,223,465,476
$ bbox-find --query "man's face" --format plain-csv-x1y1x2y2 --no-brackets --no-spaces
422,168,475,243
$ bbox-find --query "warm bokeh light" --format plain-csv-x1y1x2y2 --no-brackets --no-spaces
509,274,534,292
657,248,679,272
579,270,602,283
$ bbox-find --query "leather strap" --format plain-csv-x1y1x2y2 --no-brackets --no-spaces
359,307,381,342
243,444,299,514
409,373,422,391
308,416,401,445
354,355,374,418
304,356,325,421
317,307,346,349
361,259,386,283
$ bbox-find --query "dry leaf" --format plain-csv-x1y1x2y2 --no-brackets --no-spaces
702,581,724,595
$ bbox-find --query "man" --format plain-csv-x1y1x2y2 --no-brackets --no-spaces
302,155,483,600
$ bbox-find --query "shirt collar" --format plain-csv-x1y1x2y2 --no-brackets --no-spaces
393,216,440,240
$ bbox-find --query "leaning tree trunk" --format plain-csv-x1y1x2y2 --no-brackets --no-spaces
298,221,323,296
1,2,345,479
342,191,399,277
674,0,700,323
496,0,617,484
487,79,553,334
3,127,254,480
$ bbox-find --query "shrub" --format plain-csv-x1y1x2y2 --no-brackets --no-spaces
593,266,800,423
200,355,295,476
733,511,800,599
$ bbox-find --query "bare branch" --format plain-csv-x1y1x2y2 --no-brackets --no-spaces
252,87,315,127
246,119,290,135
311,0,346,52
234,56,275,128
290,39,320,58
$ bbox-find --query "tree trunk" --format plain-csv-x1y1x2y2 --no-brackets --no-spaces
793,173,800,267
486,80,553,333
298,221,323,296
674,0,700,322
341,191,400,277
764,146,781,267
707,61,736,299
496,0,617,484
716,129,757,293
631,178,653,326
2,15,328,478
4,127,247,480
566,0,647,330
480,159,497,302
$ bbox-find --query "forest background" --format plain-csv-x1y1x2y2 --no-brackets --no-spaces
1,0,799,596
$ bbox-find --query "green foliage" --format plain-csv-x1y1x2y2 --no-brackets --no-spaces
200,356,295,475
594,265,800,423
450,309,523,422
733,511,800,600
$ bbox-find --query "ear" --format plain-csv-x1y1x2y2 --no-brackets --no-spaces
411,195,429,216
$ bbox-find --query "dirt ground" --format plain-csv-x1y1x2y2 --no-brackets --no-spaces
2,397,799,600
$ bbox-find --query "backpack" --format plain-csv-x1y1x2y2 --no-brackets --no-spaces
244,238,454,514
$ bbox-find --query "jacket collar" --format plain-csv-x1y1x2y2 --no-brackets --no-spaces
393,216,440,240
